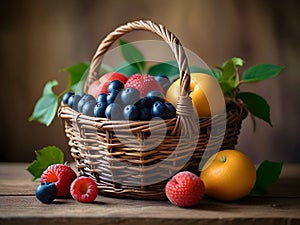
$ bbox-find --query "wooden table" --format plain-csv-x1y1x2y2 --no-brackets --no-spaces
0,163,299,225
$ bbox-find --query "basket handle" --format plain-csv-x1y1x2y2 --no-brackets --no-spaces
87,20,197,136
86,20,191,100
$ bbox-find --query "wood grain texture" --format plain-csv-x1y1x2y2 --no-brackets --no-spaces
0,163,300,225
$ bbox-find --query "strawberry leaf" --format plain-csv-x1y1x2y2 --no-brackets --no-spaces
26,146,64,180
238,92,272,126
28,80,59,126
242,64,285,82
120,40,145,74
250,160,283,195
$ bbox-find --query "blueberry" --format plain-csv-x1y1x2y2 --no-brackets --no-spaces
151,101,171,119
62,92,74,104
68,94,82,111
106,90,120,104
107,80,124,93
94,102,108,118
123,105,140,120
135,97,151,109
105,103,123,120
96,93,107,103
82,99,96,116
139,107,152,121
146,91,165,106
121,87,140,105
165,102,176,119
35,182,57,204
155,75,171,93
77,94,95,112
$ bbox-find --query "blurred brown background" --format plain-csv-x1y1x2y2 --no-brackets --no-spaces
1,0,299,164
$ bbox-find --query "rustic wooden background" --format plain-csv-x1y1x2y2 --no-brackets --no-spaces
0,0,299,164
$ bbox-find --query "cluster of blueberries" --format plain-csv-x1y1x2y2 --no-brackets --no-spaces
62,79,176,121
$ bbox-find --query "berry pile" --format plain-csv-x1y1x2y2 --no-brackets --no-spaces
36,164,98,204
62,74,175,121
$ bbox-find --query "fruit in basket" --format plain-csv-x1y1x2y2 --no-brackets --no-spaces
123,105,140,120
62,92,74,104
96,93,107,103
82,99,96,116
106,90,120,104
120,87,140,105
155,75,171,94
125,74,163,97
166,73,225,117
77,94,95,112
165,171,205,207
68,94,82,111
94,102,108,118
70,176,98,203
87,72,128,98
200,149,256,201
151,101,176,120
41,164,77,197
105,103,123,120
35,182,58,203
107,80,125,93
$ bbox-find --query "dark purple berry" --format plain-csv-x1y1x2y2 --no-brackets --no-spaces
135,97,151,109
139,107,152,121
105,103,123,120
165,102,176,119
107,90,120,104
82,99,96,116
62,92,74,104
94,102,108,118
155,75,171,93
146,91,165,106
35,182,57,204
68,94,81,111
123,105,140,120
107,80,124,93
151,101,170,120
77,94,95,112
121,87,140,105
96,93,107,103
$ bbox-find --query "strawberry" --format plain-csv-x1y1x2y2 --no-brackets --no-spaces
125,74,163,97
165,171,205,207
41,164,77,197
70,176,98,203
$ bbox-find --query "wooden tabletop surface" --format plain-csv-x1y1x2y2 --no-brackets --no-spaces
0,163,300,225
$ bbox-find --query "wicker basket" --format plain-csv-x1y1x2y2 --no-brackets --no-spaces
58,20,248,200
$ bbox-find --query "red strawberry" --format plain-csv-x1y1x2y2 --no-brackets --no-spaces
165,171,205,207
41,164,77,197
125,74,163,97
70,176,98,203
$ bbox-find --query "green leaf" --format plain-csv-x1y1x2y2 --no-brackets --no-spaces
28,80,59,126
62,62,90,89
242,64,285,82
238,92,272,126
218,79,236,98
26,146,64,180
147,60,179,77
119,40,145,74
220,57,244,81
114,61,140,77
250,160,283,195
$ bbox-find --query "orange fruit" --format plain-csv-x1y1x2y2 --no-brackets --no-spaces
165,73,224,117
200,149,256,201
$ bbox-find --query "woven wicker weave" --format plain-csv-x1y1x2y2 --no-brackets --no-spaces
58,20,248,200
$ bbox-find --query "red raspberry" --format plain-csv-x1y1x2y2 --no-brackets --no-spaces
165,171,205,207
70,176,98,203
41,164,77,197
125,74,164,97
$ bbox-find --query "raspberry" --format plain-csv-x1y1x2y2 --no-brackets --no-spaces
125,74,163,97
165,171,205,207
70,176,98,203
41,164,77,197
